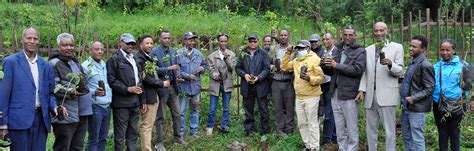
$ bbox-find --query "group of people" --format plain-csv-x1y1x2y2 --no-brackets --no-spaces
0,20,472,151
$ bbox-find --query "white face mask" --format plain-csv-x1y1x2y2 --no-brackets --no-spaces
296,49,309,57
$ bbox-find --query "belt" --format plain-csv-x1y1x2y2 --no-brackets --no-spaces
273,79,292,82
35,107,41,112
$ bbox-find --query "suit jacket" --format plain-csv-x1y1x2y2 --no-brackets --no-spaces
359,42,404,108
0,50,57,131
235,48,271,98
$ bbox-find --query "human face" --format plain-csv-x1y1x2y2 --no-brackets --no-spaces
248,39,258,50
263,37,272,48
279,30,289,45
218,36,228,50
90,42,105,61
373,23,387,42
22,30,40,53
310,40,320,49
140,37,154,53
160,32,171,47
440,42,455,62
58,38,75,58
409,39,424,57
343,29,356,45
184,38,196,49
323,33,334,49
119,41,135,54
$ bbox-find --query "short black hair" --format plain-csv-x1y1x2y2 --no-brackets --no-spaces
441,39,457,50
263,35,272,40
159,30,170,37
344,25,356,34
280,29,291,36
412,35,427,49
217,33,229,40
138,34,154,44
324,31,334,39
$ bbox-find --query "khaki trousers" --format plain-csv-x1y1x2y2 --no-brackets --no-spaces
140,103,158,151
295,96,320,150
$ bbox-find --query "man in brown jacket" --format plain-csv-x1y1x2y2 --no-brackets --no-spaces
205,34,236,135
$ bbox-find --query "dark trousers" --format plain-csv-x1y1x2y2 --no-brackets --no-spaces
52,122,80,151
271,80,295,133
243,86,270,134
433,103,463,151
321,85,337,144
113,107,139,151
9,111,48,151
70,116,88,151
155,87,181,142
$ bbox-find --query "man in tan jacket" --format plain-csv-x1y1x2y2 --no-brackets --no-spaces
205,34,236,135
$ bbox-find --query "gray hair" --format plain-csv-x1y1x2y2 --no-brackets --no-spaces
22,28,40,38
56,33,74,45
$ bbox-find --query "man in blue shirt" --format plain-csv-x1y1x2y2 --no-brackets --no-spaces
82,41,113,151
150,31,188,149
176,32,206,138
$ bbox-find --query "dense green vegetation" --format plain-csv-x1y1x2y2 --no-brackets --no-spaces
0,1,473,150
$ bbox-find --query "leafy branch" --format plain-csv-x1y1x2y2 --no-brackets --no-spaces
54,72,81,106
141,57,159,79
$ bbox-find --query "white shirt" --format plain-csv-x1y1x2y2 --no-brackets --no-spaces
23,51,40,107
120,49,139,86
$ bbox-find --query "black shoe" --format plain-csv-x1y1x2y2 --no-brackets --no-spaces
217,125,230,133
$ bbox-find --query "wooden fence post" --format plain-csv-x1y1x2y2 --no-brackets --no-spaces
461,9,465,59
446,9,449,39
363,21,366,46
409,12,412,41
418,10,422,35
426,8,431,54
0,32,3,52
47,32,52,56
437,9,441,60
400,13,404,43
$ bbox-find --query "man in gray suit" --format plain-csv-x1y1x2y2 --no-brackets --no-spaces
356,22,404,151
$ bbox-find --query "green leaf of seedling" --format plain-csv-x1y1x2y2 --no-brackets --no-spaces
0,66,3,70
0,71,4,79
54,84,63,93
73,76,80,85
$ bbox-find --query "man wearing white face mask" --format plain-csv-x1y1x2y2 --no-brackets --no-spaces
281,40,325,150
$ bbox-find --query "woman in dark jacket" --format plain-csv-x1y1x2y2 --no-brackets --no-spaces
49,33,89,151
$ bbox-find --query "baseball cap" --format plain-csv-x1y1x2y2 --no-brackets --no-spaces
183,32,198,40
295,40,310,48
247,34,258,40
120,33,136,44
308,34,321,42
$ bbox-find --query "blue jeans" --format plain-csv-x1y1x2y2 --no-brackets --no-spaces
401,110,426,151
207,85,231,128
87,104,111,151
179,94,200,136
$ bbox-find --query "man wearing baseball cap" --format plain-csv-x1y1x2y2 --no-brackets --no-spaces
235,34,271,136
107,33,143,150
176,32,206,139
281,40,324,150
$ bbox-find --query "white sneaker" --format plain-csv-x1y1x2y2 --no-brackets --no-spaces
206,127,213,136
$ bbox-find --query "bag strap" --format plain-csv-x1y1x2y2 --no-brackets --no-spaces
439,63,443,98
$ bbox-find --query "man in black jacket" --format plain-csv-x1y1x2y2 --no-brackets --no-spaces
400,35,435,151
106,33,143,151
325,25,366,151
135,35,170,151
235,35,271,136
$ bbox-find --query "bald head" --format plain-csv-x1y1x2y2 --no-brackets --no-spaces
22,28,40,38
90,41,105,61
21,27,40,54
373,22,388,41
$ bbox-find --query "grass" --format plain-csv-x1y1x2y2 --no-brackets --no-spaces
38,71,474,150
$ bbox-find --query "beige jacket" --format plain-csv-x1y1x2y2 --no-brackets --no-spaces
359,42,404,108
206,49,236,96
